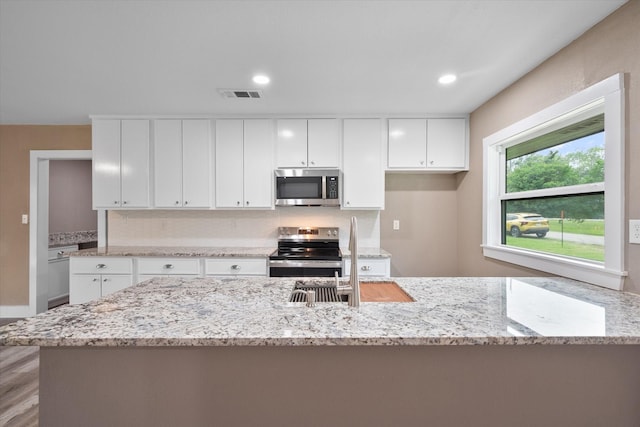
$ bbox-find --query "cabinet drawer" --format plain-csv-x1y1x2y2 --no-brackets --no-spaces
71,257,133,274
137,258,201,275
344,258,390,277
205,258,267,276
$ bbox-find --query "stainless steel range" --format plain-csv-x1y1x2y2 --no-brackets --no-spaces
269,227,342,277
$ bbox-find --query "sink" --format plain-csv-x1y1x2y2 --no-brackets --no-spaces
359,281,414,302
289,280,414,303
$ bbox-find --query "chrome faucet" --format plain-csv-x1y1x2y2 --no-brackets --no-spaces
337,216,360,307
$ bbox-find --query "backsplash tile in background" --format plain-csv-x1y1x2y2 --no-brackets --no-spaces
108,209,380,248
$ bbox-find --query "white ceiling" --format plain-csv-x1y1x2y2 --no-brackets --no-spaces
0,0,627,124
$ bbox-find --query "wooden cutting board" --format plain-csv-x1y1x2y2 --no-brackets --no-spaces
359,281,414,302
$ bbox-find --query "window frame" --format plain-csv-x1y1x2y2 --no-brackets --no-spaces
482,74,626,290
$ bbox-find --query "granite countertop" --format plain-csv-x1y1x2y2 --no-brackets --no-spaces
2,276,640,347
68,246,391,259
69,246,276,258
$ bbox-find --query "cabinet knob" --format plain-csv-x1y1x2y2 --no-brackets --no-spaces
420,160,425,165
430,160,434,165
310,161,315,165
92,278,99,282
114,201,119,205
231,264,241,270
163,264,174,270
96,263,107,269
301,161,306,165
346,201,350,205
123,201,127,205
57,251,64,256
184,201,188,205
103,278,109,282
361,265,371,271
175,201,180,205
237,201,241,206
246,201,249,206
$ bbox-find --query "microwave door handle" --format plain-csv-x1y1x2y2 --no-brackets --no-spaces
322,176,327,200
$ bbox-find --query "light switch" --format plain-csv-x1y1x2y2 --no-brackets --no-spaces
393,220,400,230
21,214,28,224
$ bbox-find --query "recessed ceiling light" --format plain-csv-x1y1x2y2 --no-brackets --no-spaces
252,74,270,85
438,74,457,85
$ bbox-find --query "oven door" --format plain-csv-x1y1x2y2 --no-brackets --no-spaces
269,260,342,277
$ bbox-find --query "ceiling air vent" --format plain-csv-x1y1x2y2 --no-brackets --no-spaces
218,89,263,99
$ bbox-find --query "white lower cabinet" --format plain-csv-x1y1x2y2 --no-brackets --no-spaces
343,258,390,277
205,258,267,276
136,258,201,283
70,257,133,304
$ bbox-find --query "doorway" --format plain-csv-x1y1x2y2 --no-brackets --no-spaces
29,150,98,315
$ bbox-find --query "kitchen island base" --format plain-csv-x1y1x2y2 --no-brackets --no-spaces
40,345,640,427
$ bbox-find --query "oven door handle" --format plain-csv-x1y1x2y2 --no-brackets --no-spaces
268,260,343,269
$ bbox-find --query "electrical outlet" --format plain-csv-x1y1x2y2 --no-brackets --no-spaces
21,214,28,224
630,220,640,244
393,220,400,230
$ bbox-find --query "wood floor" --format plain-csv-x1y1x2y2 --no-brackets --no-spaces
1,318,39,427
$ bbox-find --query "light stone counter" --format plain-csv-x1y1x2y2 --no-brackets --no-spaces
69,245,390,259
68,245,276,258
2,276,640,347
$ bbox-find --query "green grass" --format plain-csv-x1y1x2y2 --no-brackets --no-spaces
547,219,604,236
506,236,604,262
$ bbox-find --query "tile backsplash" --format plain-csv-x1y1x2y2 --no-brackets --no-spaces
107,209,380,248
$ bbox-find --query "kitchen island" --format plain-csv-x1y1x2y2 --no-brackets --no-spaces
2,276,640,426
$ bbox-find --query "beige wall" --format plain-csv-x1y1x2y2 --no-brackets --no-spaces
0,125,91,305
381,174,459,276
456,1,640,293
49,160,96,233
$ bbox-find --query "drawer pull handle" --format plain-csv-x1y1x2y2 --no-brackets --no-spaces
361,265,371,271
57,251,64,256
231,264,241,270
96,264,107,269
163,264,174,270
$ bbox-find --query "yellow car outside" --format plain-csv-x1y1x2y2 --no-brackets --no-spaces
506,213,549,238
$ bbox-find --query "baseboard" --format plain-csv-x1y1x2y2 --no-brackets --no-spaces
0,305,33,318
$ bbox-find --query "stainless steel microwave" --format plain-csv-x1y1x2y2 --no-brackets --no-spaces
275,169,340,207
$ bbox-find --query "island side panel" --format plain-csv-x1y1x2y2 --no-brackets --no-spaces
40,345,640,427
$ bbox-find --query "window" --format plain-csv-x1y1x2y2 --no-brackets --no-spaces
483,74,626,290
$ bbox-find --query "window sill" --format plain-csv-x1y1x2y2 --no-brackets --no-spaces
482,244,627,290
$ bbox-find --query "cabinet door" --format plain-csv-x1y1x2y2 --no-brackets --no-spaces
154,120,183,207
182,119,211,208
276,119,307,167
342,119,384,209
243,119,274,208
69,275,101,304
92,119,121,208
388,119,427,168
308,119,339,168
121,119,150,207
426,118,467,169
101,275,132,297
215,120,245,208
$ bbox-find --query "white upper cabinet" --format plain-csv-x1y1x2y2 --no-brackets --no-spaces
276,119,339,168
215,119,274,209
93,119,150,209
153,119,211,208
387,117,468,171
388,119,427,168
426,118,467,170
342,119,384,209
